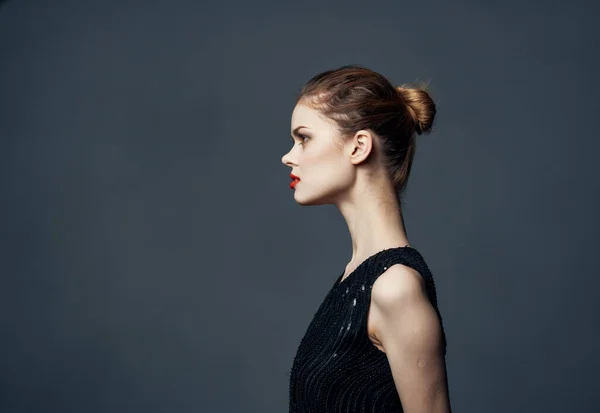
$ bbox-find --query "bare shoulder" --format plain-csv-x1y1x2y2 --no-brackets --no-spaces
370,264,450,413
371,264,427,311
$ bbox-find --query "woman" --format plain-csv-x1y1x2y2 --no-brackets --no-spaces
281,65,451,413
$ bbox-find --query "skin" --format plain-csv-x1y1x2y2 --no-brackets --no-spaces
281,102,452,413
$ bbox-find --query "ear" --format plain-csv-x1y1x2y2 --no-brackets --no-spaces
348,130,375,165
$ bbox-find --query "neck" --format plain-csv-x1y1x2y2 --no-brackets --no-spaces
336,174,410,269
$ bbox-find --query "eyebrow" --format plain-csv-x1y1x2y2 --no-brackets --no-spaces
291,126,308,139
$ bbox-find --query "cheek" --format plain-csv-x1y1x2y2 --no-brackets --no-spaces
303,147,336,169
305,150,350,184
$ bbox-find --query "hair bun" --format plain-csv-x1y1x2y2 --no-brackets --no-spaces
395,85,436,135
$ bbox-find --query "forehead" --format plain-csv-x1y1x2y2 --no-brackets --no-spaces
291,103,337,131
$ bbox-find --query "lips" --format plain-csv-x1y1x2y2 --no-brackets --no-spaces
290,173,300,189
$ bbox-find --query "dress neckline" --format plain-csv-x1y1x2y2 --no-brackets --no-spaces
335,245,413,287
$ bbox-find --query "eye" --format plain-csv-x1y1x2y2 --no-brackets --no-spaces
298,134,309,145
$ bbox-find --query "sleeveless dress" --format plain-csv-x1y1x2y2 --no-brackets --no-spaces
288,246,447,413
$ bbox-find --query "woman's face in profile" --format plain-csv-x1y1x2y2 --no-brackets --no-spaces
281,103,354,206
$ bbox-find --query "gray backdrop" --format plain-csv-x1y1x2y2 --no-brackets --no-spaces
1,0,599,412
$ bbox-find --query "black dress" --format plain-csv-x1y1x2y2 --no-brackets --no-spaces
288,246,447,413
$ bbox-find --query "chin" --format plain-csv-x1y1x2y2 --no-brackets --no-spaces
294,191,333,206
294,195,318,206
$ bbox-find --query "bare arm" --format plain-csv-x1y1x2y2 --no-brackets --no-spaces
370,264,452,413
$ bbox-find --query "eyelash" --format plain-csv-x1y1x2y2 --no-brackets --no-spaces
298,134,309,145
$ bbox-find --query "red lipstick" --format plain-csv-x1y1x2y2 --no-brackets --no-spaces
290,173,300,189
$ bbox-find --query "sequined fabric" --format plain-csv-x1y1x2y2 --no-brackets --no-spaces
288,246,447,413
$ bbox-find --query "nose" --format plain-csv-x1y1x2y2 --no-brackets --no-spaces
281,149,295,167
